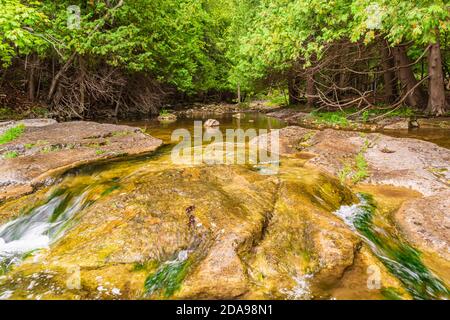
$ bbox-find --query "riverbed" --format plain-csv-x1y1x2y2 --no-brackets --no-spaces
0,112,448,300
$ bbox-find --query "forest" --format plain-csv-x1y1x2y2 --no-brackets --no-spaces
0,0,449,119
1,1,450,302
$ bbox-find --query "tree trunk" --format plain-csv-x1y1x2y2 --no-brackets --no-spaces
78,56,86,116
381,43,397,103
392,46,427,109
288,75,300,105
237,83,241,103
47,52,77,102
306,71,316,108
27,54,38,102
338,43,349,97
426,40,447,116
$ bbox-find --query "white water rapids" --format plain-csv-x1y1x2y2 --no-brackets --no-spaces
0,191,88,271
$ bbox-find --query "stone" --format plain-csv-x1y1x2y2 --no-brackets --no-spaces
157,114,177,122
253,126,450,196
395,190,450,261
0,158,367,300
0,121,162,203
203,119,220,127
416,117,450,129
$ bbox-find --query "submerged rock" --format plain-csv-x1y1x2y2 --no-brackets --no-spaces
0,121,162,203
157,114,177,123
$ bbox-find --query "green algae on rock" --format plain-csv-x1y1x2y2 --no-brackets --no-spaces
0,153,378,300
334,193,449,300
0,115,448,300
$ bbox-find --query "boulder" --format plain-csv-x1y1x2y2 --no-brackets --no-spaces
382,119,410,130
203,119,220,127
157,114,177,122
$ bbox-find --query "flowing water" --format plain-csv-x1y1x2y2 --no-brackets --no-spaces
0,179,122,275
334,194,449,300
0,112,285,281
0,112,448,299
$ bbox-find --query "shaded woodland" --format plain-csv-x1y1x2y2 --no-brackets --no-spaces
0,0,449,119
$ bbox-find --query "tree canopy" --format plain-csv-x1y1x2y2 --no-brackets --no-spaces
0,0,448,117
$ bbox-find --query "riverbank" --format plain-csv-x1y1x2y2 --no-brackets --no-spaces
267,108,450,130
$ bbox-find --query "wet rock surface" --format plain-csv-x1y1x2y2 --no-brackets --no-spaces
0,115,448,300
0,121,162,203
267,109,450,132
253,126,450,292
257,126,450,196
243,172,360,299
395,191,450,261
0,156,394,300
417,117,450,129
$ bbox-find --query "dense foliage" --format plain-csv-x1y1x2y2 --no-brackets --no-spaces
0,0,448,118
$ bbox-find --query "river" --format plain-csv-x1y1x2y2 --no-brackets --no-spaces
0,112,448,300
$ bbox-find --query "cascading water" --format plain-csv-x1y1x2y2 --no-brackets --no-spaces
0,114,448,300
0,190,87,274
0,179,120,276
334,193,450,300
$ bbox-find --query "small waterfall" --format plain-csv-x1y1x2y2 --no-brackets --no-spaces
0,182,113,275
334,193,450,300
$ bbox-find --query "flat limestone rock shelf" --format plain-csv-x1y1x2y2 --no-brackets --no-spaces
255,126,450,196
267,110,450,148
0,121,163,203
0,115,448,300
0,153,407,300
395,191,450,268
254,126,450,292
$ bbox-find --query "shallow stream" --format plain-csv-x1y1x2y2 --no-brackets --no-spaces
0,112,448,299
